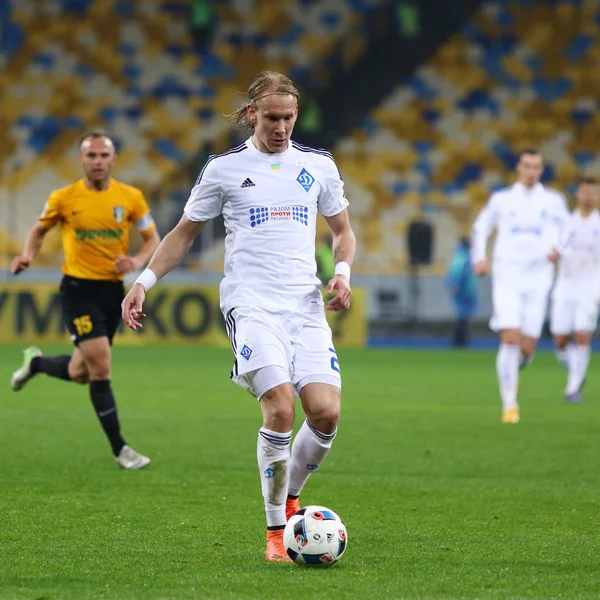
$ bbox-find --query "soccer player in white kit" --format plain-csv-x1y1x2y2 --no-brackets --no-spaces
121,72,356,562
551,178,600,403
471,150,571,423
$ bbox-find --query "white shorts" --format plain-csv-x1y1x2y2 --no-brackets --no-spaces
550,296,599,335
224,306,341,399
490,284,549,338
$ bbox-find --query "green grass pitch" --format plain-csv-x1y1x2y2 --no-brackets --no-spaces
1,343,600,599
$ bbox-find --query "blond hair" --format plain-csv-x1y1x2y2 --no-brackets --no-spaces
227,71,300,129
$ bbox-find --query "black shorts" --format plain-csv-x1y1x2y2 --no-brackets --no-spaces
60,275,124,345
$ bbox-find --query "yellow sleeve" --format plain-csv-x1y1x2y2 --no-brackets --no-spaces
130,191,156,233
38,191,62,230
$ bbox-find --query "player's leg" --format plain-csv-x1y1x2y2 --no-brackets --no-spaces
225,307,294,561
550,296,575,369
252,373,296,562
519,334,538,370
11,281,93,391
497,328,521,423
288,314,341,511
77,336,124,454
564,301,597,402
73,282,148,468
491,283,522,422
565,331,591,402
287,382,340,517
553,334,572,369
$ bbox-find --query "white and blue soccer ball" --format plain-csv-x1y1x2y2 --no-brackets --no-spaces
283,505,348,567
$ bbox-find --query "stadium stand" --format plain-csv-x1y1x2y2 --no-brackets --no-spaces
0,0,383,268
334,0,600,272
1,0,599,274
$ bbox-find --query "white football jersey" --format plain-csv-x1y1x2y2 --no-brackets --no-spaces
184,137,349,314
472,182,571,277
553,209,600,300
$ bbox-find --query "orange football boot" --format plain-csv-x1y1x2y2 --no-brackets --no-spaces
265,529,292,562
286,496,301,521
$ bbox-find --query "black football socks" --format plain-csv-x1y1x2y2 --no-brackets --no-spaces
31,355,71,381
89,380,126,456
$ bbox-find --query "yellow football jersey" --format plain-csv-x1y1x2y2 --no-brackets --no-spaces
39,179,156,281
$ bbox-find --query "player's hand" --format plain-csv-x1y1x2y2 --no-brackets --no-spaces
547,248,560,263
474,259,489,276
114,254,139,274
122,283,147,330
10,256,31,275
326,275,352,312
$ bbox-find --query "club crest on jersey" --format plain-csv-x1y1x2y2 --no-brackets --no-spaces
240,344,253,360
296,168,315,192
113,206,125,224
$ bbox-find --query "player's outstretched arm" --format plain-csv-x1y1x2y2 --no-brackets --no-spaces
10,222,48,275
122,215,206,330
324,209,356,312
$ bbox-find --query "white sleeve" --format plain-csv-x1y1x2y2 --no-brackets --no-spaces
471,194,499,263
184,159,223,222
317,158,349,217
555,197,573,256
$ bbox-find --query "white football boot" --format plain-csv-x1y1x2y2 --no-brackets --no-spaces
11,346,42,391
115,445,151,469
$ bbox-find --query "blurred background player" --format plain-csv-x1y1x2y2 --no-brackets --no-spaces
471,150,571,423
121,71,356,561
446,237,478,348
551,177,600,403
10,131,160,469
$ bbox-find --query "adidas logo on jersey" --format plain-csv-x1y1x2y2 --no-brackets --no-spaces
241,178,256,188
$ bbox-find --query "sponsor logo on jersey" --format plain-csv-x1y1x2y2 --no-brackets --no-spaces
249,206,308,227
75,229,123,241
296,168,315,192
113,205,125,223
241,178,256,188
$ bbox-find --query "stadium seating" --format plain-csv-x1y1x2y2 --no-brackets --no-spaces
0,0,383,267
2,0,599,274
334,0,600,272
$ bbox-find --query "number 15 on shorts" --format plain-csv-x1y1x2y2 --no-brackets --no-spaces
329,348,340,373
73,315,93,336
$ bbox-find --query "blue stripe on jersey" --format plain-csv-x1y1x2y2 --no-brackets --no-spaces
291,141,334,161
291,142,342,179
194,143,248,185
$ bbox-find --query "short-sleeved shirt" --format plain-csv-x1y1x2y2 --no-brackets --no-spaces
554,209,600,301
184,138,349,314
39,179,155,281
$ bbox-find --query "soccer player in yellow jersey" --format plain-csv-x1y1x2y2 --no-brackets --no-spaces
10,131,160,469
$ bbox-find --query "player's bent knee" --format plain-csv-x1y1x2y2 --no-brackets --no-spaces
262,403,295,431
554,335,570,349
69,369,90,384
84,357,111,380
574,332,591,346
501,330,520,345
260,384,295,430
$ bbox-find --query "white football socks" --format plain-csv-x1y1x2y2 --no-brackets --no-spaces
555,345,571,369
288,419,337,498
496,344,520,411
257,428,292,528
566,345,591,395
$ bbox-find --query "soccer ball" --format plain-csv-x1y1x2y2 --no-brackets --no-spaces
283,505,348,567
